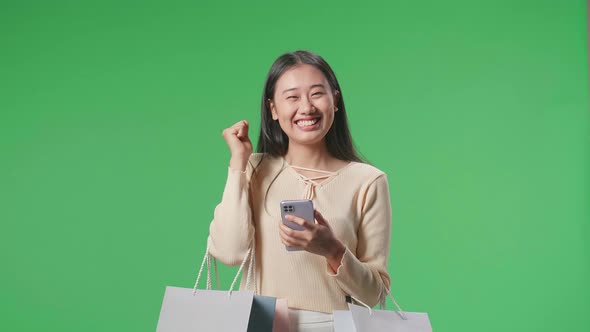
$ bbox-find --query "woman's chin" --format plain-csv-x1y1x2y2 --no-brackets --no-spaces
287,132,328,146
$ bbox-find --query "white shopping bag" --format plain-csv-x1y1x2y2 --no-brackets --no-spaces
157,286,254,332
334,289,432,332
157,242,276,332
348,303,432,332
333,309,357,332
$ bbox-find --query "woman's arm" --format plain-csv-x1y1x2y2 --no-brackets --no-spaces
328,174,392,307
279,173,393,305
208,120,256,266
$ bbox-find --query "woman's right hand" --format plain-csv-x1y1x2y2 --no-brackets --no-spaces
222,120,253,172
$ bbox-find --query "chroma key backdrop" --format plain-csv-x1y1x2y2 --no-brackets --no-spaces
1,1,588,331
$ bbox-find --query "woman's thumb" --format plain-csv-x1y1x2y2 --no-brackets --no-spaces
314,210,330,227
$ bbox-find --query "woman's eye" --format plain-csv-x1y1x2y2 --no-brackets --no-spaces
287,96,298,100
312,92,324,96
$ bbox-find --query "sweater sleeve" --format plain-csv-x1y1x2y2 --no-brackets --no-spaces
327,173,392,307
207,157,258,266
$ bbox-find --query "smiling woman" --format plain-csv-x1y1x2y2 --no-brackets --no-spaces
256,51,361,164
208,50,392,332
270,66,337,140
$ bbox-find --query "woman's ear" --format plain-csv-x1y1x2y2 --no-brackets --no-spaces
268,99,278,120
333,90,340,111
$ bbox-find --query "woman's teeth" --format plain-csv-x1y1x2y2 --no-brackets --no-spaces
297,118,319,127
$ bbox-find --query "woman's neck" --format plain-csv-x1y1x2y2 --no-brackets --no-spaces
284,141,339,170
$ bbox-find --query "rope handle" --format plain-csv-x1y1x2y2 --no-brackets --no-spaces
349,284,408,320
192,239,257,297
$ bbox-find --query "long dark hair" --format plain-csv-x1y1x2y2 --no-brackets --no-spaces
256,50,364,163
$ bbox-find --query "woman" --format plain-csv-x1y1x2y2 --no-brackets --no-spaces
207,50,392,331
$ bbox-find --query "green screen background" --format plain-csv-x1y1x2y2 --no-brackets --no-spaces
1,1,588,331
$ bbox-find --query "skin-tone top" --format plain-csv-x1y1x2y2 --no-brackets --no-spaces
207,153,392,313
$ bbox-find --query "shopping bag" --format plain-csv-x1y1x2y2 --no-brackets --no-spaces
157,286,254,332
333,309,357,332
247,295,277,332
157,241,276,332
244,239,277,331
333,289,432,332
348,303,432,332
272,298,290,332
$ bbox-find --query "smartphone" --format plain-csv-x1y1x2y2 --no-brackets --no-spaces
280,199,314,251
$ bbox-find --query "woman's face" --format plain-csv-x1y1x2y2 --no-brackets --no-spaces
269,64,339,148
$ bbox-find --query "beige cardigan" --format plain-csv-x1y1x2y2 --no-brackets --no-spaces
207,153,392,313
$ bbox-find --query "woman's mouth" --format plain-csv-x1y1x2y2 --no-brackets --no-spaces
295,118,321,130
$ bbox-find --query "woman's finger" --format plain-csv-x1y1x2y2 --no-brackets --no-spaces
222,127,239,143
231,120,248,136
279,229,304,248
284,214,315,230
280,223,307,240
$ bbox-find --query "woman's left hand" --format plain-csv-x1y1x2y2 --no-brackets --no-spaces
279,209,346,271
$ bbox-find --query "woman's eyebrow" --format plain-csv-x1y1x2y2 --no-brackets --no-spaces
282,87,298,94
281,84,326,95
309,83,326,90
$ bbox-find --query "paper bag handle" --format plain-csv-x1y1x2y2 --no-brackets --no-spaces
349,287,408,320
192,239,257,296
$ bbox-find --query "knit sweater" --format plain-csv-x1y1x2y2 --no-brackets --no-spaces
207,153,392,313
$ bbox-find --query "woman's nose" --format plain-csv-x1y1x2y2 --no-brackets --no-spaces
299,96,316,114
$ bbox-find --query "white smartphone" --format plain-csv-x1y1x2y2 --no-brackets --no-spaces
280,199,314,251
